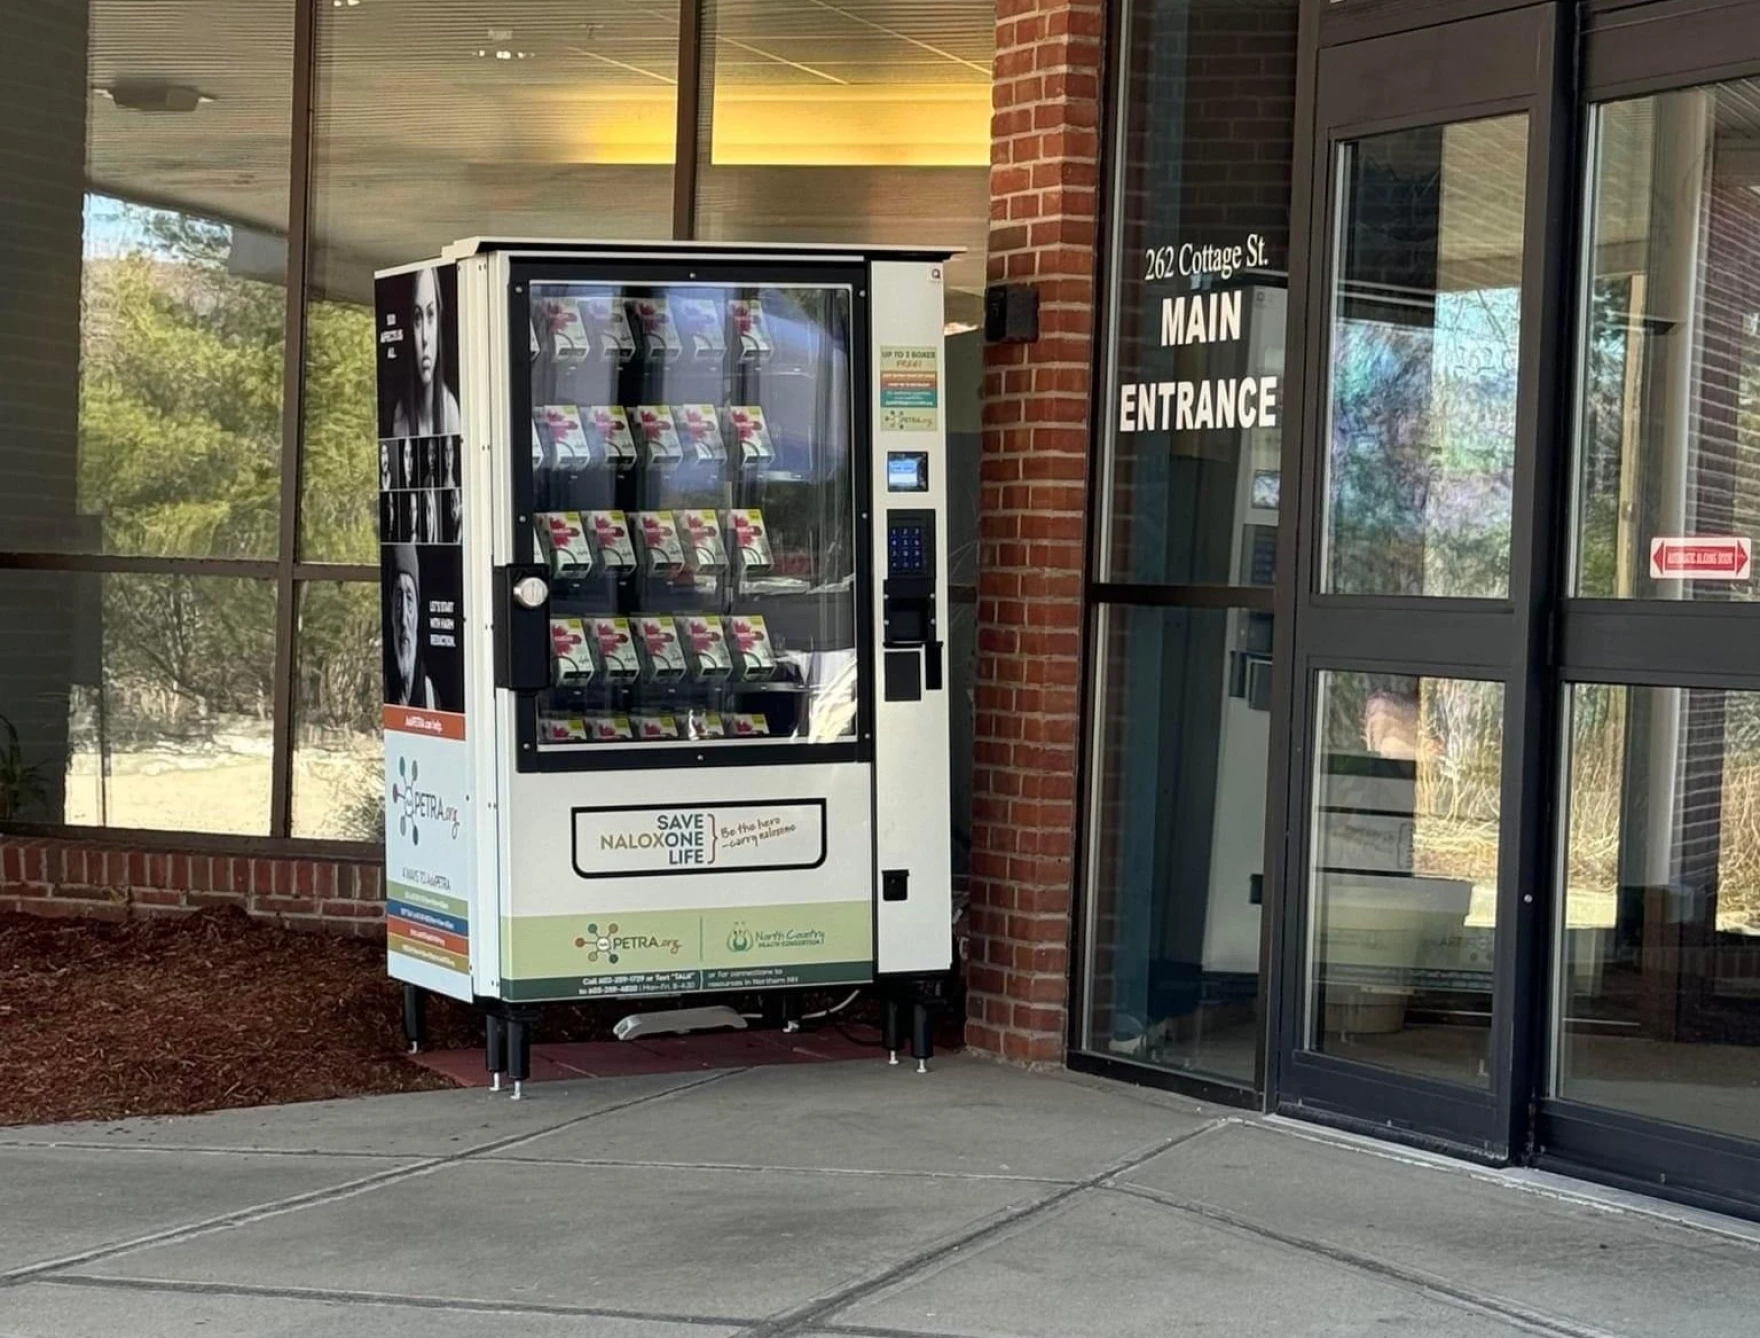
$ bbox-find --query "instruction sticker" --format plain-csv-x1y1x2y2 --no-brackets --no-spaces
879,346,940,432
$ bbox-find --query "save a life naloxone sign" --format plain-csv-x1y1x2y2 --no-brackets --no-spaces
573,801,826,877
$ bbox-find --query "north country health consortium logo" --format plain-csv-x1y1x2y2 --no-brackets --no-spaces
574,922,684,966
727,922,752,953
391,756,461,846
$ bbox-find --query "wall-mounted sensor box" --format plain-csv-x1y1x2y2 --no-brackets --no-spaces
984,283,1039,344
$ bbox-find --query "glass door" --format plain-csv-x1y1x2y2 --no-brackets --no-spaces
509,264,867,765
1537,0,1760,1212
1275,4,1571,1154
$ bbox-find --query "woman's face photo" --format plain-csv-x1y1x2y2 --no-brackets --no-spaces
401,438,415,483
413,268,441,392
379,441,391,489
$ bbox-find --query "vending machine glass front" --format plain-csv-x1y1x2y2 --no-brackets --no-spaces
516,271,862,758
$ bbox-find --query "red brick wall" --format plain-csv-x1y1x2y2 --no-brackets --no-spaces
966,0,1105,1064
0,835,385,936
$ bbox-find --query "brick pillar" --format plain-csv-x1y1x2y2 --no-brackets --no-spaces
966,0,1104,1064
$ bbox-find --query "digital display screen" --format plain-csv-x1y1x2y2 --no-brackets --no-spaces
887,452,929,492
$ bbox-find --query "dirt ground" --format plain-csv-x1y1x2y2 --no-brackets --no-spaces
0,908,949,1127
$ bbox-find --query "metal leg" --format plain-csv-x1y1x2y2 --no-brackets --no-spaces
507,1012,532,1100
882,994,903,1067
485,1011,507,1093
401,983,428,1054
910,999,933,1075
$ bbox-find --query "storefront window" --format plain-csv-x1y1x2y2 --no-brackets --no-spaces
1100,0,1298,589
1080,0,1300,1085
1574,81,1760,601
1555,684,1760,1142
1083,604,1272,1082
1306,672,1504,1085
1320,116,1528,600
301,0,679,565
1,0,292,560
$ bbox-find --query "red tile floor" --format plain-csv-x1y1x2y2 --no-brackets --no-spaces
411,1027,891,1088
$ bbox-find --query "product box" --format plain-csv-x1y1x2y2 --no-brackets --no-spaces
534,405,592,470
634,406,684,468
675,296,725,360
536,511,594,578
730,298,773,361
675,613,733,681
727,508,773,573
585,510,636,570
580,293,636,362
549,618,596,687
726,406,776,464
584,405,637,468
728,614,777,680
634,614,687,681
676,404,728,462
691,711,726,740
678,509,729,574
631,713,681,741
586,713,634,742
531,421,546,470
529,315,540,360
628,297,682,362
634,510,686,574
730,713,771,738
538,713,589,744
590,616,640,681
539,297,590,360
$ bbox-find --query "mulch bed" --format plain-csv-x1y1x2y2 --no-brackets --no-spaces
0,907,962,1128
0,908,473,1127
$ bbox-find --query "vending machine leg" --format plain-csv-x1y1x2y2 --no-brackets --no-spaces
882,994,903,1067
485,1011,508,1093
506,1011,533,1101
401,983,428,1054
910,999,934,1075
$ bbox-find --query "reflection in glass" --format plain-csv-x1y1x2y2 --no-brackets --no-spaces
0,571,276,835
1574,81,1760,601
0,2,292,560
301,2,678,563
695,0,993,316
1322,116,1528,598
1307,672,1504,1085
1555,685,1760,1143
1100,0,1299,588
526,282,857,748
292,582,383,841
1082,604,1274,1084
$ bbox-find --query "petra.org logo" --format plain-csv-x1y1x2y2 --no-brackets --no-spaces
391,756,461,846
575,922,622,965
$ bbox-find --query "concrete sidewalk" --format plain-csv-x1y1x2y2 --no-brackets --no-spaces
2,1056,1757,1337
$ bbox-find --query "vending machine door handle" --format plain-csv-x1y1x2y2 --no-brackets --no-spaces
495,563,551,692
924,639,944,692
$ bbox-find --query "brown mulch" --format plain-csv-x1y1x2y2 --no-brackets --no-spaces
0,907,958,1128
0,907,477,1127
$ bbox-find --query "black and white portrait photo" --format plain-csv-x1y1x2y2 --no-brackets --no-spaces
381,542,463,713
385,543,437,710
377,265,461,441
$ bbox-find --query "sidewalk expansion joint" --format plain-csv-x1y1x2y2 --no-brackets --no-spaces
25,1274,749,1329
727,1116,1234,1338
1103,1179,1624,1338
0,1067,743,1289
473,1153,1076,1185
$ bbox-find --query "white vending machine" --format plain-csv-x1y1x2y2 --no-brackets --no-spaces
375,240,956,1089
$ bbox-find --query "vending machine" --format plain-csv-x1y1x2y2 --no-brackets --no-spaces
376,240,956,1089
